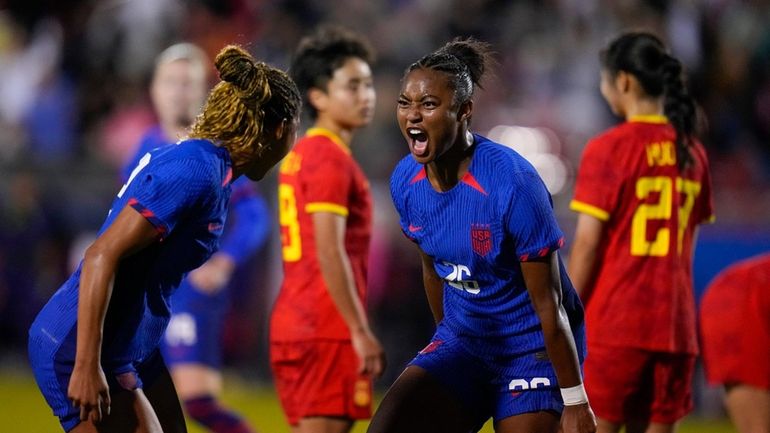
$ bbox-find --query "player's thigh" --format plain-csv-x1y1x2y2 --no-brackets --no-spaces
368,365,478,433
724,384,770,433
70,388,163,433
142,357,187,433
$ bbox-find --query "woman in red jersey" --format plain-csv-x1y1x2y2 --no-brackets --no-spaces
568,31,714,433
700,253,770,433
269,26,385,433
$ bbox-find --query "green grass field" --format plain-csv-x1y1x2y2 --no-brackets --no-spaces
0,365,736,433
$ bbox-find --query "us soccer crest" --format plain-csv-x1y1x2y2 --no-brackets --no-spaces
471,224,492,256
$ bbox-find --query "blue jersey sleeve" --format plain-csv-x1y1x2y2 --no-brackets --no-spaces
127,158,216,238
218,178,270,265
505,170,565,261
389,158,415,241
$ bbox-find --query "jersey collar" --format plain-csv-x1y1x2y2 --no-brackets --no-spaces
628,114,668,124
306,127,351,155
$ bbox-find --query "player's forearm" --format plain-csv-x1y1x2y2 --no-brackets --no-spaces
538,305,584,388
317,246,370,334
523,253,584,388
75,246,117,367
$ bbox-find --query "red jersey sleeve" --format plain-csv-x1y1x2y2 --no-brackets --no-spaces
301,144,353,217
570,135,625,221
692,144,715,224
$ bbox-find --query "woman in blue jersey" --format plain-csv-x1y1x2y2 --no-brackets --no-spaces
28,45,300,433
123,42,271,433
368,39,596,433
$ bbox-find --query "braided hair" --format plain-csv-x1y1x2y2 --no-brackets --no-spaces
601,32,697,171
405,37,493,107
190,45,301,169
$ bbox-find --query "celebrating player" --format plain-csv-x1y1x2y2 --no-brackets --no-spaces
368,38,595,433
700,253,770,433
269,26,385,433
568,31,714,433
28,45,300,433
121,42,270,433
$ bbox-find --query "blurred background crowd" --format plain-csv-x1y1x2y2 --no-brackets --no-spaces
1,0,769,419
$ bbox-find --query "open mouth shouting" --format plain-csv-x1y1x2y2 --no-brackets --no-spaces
407,127,429,157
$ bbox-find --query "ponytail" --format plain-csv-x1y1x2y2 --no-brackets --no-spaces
661,54,695,170
601,31,697,171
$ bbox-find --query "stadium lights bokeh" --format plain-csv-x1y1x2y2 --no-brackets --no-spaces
487,125,571,195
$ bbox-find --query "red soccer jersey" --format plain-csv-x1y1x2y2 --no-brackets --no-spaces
700,253,770,389
571,115,714,354
270,128,372,342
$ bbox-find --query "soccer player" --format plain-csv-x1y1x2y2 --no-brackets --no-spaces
28,45,301,433
369,38,596,433
700,253,770,433
121,43,270,433
568,32,714,433
269,26,385,433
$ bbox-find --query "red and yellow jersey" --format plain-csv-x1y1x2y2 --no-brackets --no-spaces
270,128,372,342
571,115,714,354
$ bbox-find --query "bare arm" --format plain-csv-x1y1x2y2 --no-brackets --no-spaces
70,205,159,423
417,247,444,324
567,213,605,301
312,212,385,377
521,252,596,433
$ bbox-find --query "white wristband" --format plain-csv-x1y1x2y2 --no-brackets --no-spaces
560,383,588,406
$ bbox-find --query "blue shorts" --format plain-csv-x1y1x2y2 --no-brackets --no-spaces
29,344,165,432
160,279,229,368
409,323,566,428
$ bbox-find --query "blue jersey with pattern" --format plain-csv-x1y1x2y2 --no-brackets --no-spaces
122,126,270,265
29,139,232,371
390,134,585,358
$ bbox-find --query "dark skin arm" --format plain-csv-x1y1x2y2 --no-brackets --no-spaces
567,213,605,302
521,251,596,433
69,206,160,423
418,247,444,324
313,212,385,378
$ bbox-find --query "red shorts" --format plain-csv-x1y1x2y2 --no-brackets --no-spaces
584,344,695,424
269,340,372,425
700,284,770,390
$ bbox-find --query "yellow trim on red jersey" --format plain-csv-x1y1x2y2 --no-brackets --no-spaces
305,202,349,217
629,114,668,124
306,127,351,155
705,214,716,224
570,200,610,221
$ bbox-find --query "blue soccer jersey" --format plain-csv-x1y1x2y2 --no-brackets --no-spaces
30,138,232,379
390,134,585,359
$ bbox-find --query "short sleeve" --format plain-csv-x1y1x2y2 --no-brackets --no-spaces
302,149,352,217
570,138,623,221
506,171,565,261
389,170,411,240
694,147,715,224
127,159,214,238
